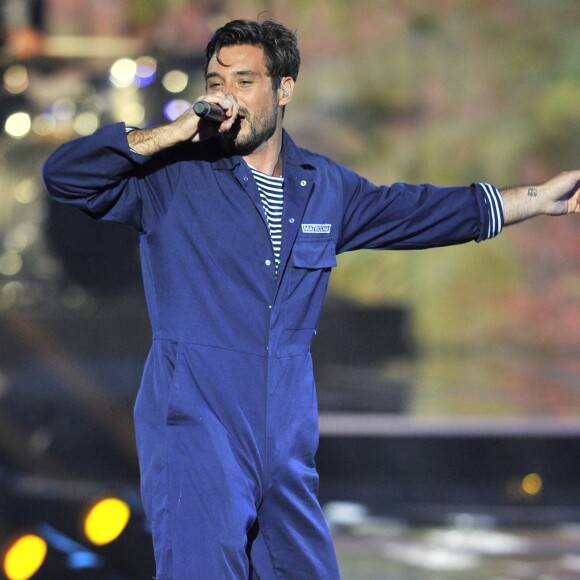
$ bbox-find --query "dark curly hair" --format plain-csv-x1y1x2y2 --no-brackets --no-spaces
204,19,300,90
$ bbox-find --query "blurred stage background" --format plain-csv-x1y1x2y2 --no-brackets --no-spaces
0,1,579,578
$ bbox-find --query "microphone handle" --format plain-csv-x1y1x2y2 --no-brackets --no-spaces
193,101,227,123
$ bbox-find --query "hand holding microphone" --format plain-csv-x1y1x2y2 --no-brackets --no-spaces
185,94,238,142
193,94,238,125
193,101,228,123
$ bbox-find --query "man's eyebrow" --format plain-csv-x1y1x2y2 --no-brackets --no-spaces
233,70,261,77
206,70,263,80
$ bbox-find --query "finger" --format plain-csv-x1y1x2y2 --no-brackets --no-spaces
225,95,238,115
222,95,238,124
220,95,239,130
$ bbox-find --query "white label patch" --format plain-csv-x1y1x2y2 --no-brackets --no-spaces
301,223,331,234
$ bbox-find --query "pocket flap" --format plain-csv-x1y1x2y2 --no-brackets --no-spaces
291,239,337,269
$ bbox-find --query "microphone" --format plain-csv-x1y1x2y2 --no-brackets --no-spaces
193,101,227,123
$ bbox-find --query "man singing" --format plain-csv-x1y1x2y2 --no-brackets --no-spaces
43,18,580,580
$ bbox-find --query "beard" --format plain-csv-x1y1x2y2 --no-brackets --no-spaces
220,99,279,156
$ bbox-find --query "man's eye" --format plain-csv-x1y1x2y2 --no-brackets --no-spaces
208,83,222,90
239,80,252,86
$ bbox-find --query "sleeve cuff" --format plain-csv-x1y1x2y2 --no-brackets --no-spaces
125,125,140,155
477,182,504,240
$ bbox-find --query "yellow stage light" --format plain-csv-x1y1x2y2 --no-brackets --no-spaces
83,497,131,546
521,472,543,496
2,534,47,580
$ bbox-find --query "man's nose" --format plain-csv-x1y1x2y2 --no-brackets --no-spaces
223,84,238,102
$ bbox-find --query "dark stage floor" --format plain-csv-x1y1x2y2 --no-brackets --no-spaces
332,516,580,579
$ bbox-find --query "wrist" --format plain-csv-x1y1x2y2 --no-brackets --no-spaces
126,123,183,156
524,185,547,215
501,185,544,225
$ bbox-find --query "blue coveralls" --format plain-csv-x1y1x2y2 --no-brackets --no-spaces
42,122,503,579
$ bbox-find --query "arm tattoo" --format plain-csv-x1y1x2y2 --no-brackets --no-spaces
528,187,539,197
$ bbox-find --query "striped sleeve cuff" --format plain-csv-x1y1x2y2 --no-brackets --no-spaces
478,182,504,240
125,125,139,154
125,124,152,160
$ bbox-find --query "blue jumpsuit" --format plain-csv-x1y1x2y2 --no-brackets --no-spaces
42,122,503,579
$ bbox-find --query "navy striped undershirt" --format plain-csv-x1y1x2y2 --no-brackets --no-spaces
249,166,284,275
478,182,504,239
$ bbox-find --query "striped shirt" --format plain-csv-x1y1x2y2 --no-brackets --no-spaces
249,166,284,275
479,182,504,239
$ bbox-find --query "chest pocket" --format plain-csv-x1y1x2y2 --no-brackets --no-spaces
285,238,337,330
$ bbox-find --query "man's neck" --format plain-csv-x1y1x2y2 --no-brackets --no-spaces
243,129,284,177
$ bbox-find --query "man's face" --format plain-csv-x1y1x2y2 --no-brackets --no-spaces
206,44,280,154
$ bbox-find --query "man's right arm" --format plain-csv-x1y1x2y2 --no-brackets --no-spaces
42,123,156,228
127,122,187,156
127,93,239,156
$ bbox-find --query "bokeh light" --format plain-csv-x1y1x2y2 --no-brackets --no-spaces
2,533,47,580
51,97,76,121
5,113,32,139
110,58,137,88
118,102,146,126
521,473,543,496
162,70,189,93
4,224,37,253
0,252,23,276
3,65,29,94
163,99,190,121
135,56,157,87
83,497,131,546
32,113,57,137
73,112,100,136
13,178,39,205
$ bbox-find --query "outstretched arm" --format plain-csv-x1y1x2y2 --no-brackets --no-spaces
501,170,580,225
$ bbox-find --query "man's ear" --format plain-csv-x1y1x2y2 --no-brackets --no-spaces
279,77,294,105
